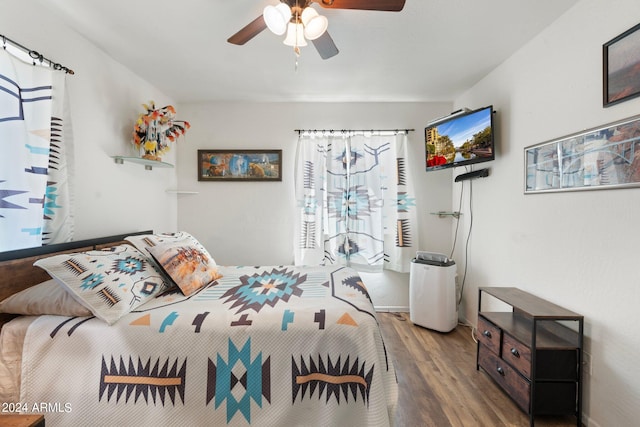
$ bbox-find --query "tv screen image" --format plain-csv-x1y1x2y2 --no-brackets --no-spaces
425,105,495,171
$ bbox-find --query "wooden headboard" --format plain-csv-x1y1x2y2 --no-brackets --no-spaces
0,230,152,326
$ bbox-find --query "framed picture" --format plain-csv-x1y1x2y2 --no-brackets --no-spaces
524,114,640,193
197,149,282,181
603,22,640,107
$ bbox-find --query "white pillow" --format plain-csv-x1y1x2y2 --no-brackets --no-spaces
0,279,92,317
34,244,170,325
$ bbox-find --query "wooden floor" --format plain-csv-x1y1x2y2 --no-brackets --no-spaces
377,312,580,427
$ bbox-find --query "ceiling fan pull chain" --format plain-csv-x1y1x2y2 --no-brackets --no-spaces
293,3,302,72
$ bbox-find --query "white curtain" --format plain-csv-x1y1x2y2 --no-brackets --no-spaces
294,131,418,273
0,49,74,251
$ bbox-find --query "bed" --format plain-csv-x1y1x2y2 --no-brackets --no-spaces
0,231,397,426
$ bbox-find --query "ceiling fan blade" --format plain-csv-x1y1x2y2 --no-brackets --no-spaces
312,32,339,59
227,15,267,45
314,0,405,12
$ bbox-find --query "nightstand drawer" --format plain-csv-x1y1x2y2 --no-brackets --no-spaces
478,344,530,412
477,316,501,355
502,332,531,378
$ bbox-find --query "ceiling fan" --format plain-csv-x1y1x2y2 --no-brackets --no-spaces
227,0,406,59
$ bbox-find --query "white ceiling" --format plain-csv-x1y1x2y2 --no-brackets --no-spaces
42,0,578,103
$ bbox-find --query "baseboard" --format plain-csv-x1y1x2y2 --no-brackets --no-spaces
374,306,409,313
582,413,601,427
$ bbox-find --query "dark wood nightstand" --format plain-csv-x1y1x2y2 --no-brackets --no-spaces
476,287,584,427
0,414,45,427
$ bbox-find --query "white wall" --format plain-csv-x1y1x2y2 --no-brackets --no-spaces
0,0,178,242
453,0,640,425
175,102,454,309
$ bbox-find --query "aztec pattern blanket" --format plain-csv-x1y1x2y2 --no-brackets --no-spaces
20,265,397,426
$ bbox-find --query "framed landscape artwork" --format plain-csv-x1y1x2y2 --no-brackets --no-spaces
198,149,282,181
524,114,640,193
603,22,640,107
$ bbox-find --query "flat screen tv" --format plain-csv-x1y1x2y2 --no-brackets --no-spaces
425,105,495,172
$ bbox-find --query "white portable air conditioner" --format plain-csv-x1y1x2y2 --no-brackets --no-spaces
409,252,458,333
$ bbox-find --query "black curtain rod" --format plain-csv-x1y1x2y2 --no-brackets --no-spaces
295,129,414,134
1,34,75,75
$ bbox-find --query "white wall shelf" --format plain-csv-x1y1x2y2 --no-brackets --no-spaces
430,211,461,219
112,156,174,170
165,190,199,194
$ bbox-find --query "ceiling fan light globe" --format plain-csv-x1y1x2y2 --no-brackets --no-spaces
283,22,308,47
263,3,291,36
302,11,328,40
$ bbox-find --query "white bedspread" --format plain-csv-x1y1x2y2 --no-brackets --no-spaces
19,265,397,426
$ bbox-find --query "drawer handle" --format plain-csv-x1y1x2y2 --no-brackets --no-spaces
482,330,492,338
510,348,520,358
496,366,505,376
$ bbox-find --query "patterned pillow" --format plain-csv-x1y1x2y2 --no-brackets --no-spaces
33,244,170,325
125,231,215,262
0,279,92,317
148,238,222,296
